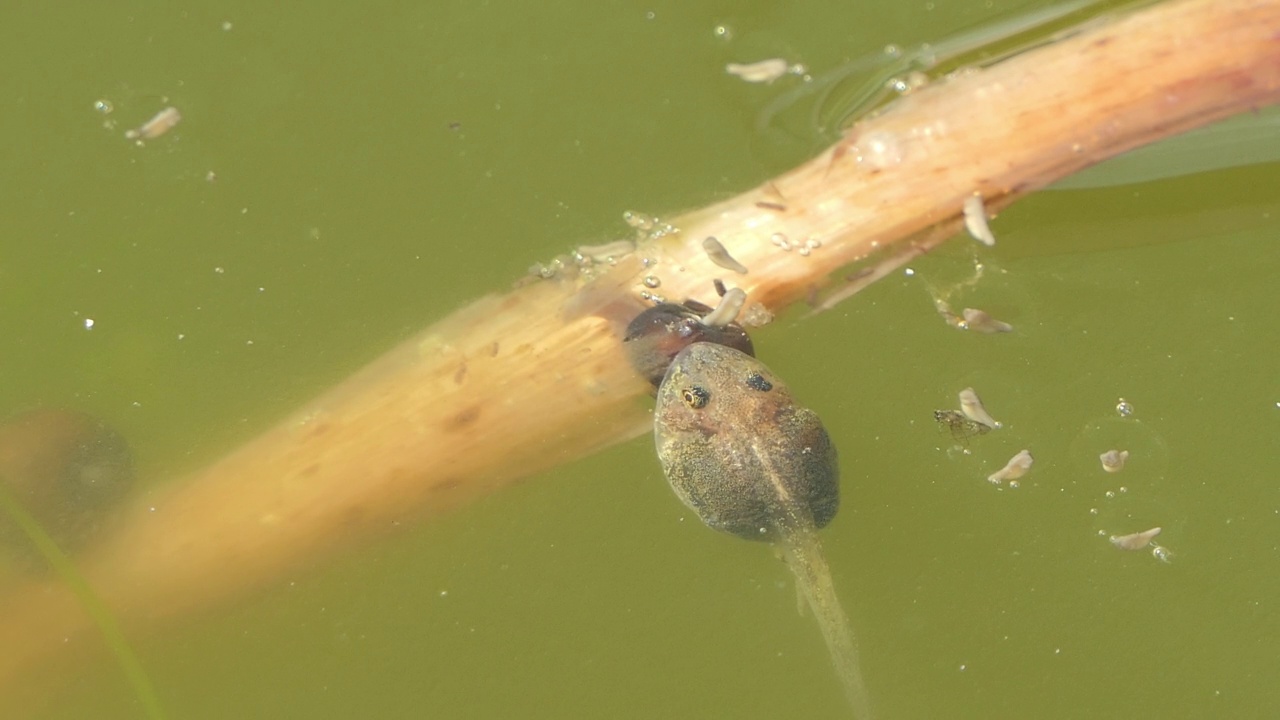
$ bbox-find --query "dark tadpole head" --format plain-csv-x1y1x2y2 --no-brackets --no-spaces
622,302,754,387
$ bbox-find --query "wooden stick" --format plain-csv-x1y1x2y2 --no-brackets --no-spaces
1,0,1277,700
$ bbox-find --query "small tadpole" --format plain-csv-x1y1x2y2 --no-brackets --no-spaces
702,237,749,274
958,387,1001,429
700,288,746,327
1109,527,1161,551
961,308,1013,334
1099,449,1130,473
963,194,996,247
125,106,182,141
725,58,790,83
987,449,1033,487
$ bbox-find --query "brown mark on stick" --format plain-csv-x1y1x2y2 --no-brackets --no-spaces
443,404,482,432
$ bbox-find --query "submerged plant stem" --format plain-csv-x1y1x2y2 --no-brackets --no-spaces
0,483,165,720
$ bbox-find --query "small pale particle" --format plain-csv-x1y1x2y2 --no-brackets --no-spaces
963,194,996,247
725,58,790,83
125,106,182,141
1099,449,1129,473
959,387,1000,429
987,449,1033,486
1109,527,1161,551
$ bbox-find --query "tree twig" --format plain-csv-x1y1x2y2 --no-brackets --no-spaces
0,0,1277,701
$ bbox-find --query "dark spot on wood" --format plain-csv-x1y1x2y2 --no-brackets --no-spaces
343,504,367,527
444,404,482,432
433,476,463,494
300,463,319,477
755,200,787,211
454,362,468,385
488,341,500,357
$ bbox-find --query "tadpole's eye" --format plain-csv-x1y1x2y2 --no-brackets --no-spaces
682,386,711,409
745,373,772,392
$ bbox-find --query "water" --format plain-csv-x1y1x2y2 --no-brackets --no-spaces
2,0,1279,717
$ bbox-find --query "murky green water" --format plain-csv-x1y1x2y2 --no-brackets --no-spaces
3,0,1278,717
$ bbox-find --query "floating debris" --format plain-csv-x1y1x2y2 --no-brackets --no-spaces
1109,526,1161,551
725,58,790,83
1151,544,1174,563
701,288,747,327
886,71,929,96
739,301,774,328
528,254,573,280
702,237,748,274
959,387,1000,429
963,194,996,247
987,449,1033,486
797,238,821,257
933,409,991,444
1099,449,1130,473
961,307,1013,334
125,106,182,141
622,210,655,230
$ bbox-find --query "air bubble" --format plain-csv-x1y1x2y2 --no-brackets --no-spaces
1115,398,1134,417
643,275,661,288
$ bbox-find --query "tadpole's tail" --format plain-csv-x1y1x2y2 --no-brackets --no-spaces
778,523,872,719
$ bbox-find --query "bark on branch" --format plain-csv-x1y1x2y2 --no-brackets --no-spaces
1,0,1277,702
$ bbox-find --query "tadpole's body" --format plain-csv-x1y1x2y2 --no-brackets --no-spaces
0,409,135,555
653,342,870,717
